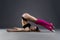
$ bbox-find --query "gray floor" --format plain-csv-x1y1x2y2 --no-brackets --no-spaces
0,29,60,40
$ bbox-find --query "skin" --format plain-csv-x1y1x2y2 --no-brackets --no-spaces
7,27,30,32
22,13,37,22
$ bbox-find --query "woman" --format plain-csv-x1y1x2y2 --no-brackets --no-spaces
7,13,55,32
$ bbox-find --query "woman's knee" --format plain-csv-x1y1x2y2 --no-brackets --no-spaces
22,13,30,20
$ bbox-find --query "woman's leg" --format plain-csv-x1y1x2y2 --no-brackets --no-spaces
22,13,55,32
22,13,37,22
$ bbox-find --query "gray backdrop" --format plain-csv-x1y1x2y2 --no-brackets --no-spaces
0,0,60,29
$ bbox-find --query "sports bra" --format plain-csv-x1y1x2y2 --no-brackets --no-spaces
23,23,31,28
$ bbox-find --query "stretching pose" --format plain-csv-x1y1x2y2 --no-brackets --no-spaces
7,13,55,32
21,13,55,32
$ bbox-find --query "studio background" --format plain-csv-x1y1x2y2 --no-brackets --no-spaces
0,0,60,29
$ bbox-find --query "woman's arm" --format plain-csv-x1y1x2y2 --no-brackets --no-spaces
21,19,25,26
7,27,30,32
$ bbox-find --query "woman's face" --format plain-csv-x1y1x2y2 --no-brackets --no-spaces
30,26,37,31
